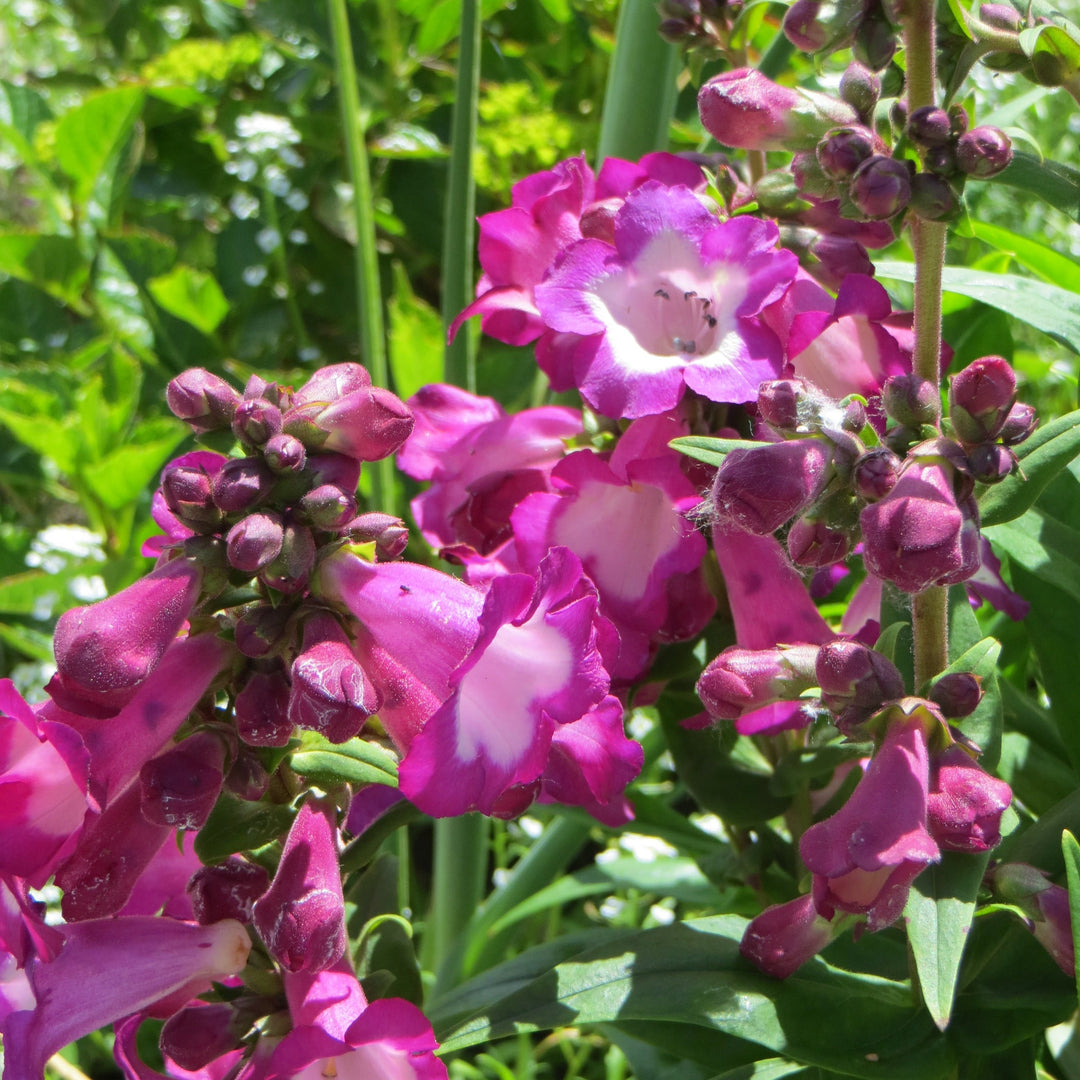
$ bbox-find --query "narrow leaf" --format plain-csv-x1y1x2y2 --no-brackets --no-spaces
1062,831,1080,1013
971,221,1080,294
670,436,771,468
990,151,1080,224
984,509,1080,603
290,732,399,787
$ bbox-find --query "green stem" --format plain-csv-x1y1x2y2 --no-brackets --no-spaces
425,814,490,978
904,0,950,685
442,0,481,392
327,0,395,515
597,0,680,163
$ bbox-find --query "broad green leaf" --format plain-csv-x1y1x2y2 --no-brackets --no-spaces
984,509,1080,603
0,408,80,475
54,87,145,208
82,428,187,511
990,151,1080,225
875,261,1080,354
147,264,229,336
341,799,420,875
1062,831,1080,1013
1019,21,1080,84
930,638,1003,766
435,916,955,1078
971,222,1080,294
194,795,297,864
0,80,52,144
0,233,90,312
997,731,1078,816
290,732,399,787
387,262,444,398
708,1060,813,1080
669,436,771,468
978,409,1080,527
0,566,102,617
905,851,991,1031
948,583,982,659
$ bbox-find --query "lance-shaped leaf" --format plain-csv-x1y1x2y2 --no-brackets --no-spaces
1063,830,1080,1012
290,731,399,787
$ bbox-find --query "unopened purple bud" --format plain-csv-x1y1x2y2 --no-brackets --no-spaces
853,13,897,70
907,106,952,148
234,666,294,746
292,362,371,405
285,386,414,463
909,173,960,221
928,744,1011,853
710,438,833,535
853,447,901,499
979,2,1022,29
757,379,808,431
234,604,291,659
226,510,284,573
849,155,912,220
140,731,226,830
161,465,222,532
928,672,983,718
264,432,307,473
225,748,271,801
966,442,1015,484
889,100,908,133
212,457,275,514
949,355,1017,443
696,644,820,720
988,863,1076,974
883,374,942,428
809,235,876,288
161,1004,244,1071
842,399,867,432
999,401,1038,446
260,519,316,594
298,484,357,531
956,126,1012,178
188,856,270,924
232,397,283,446
166,368,241,432
815,639,905,723
839,62,881,121
741,894,836,978
817,125,876,179
782,0,830,50
787,516,852,568
923,143,958,177
344,512,410,560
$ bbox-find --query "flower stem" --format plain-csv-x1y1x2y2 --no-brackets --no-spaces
327,0,395,516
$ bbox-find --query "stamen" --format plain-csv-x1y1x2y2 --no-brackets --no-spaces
683,290,697,301
706,315,718,328
654,288,670,300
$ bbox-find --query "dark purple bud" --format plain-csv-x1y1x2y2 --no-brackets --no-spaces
979,2,1022,30
288,612,380,743
161,1004,245,1071
696,644,820,720
928,744,1011,852
298,484,357,531
949,355,1017,443
817,125,876,179
853,13,898,71
188,856,270,925
224,749,271,801
234,604,291,659
757,379,808,431
842,398,867,432
782,0,831,51
710,438,833,534
140,732,226,831
235,666,294,746
161,465,222,532
226,510,284,573
929,672,983,718
839,63,881,122
909,173,960,221
956,126,1012,178
948,104,970,138
889,100,908,133
305,452,362,494
907,106,953,148
808,235,876,288
966,442,1015,484
849,155,911,220
740,895,836,978
260,519,316,594
999,401,1038,446
166,368,241,432
883,374,942,428
212,457,274,514
343,512,410,560
924,143,958,177
658,16,696,43
232,398,282,447
815,639,905,723
853,447,902,499
264,432,307,474
787,516,853,567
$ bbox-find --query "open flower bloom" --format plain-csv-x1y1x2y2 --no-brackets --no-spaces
800,714,940,931
534,183,796,418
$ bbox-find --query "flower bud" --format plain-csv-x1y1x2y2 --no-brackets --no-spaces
787,515,853,567
226,510,284,574
740,894,836,978
842,398,867,432
855,11,898,68
166,368,241,432
698,67,857,152
188,856,270,925
882,374,942,428
265,432,307,474
853,447,901,499
161,1004,245,1071
234,604,291,659
161,465,223,532
140,730,226,830
923,143,958,177
757,379,809,431
839,62,881,122
808,234,876,288
259,519,316,594
232,397,282,447
907,106,952,148
343,512,410,560
948,104,970,138
949,355,1017,444
928,672,982,718
908,172,960,221
298,484,357,531
285,385,414,462
754,170,806,214
235,665,295,746
999,401,1038,446
696,644,820,720
927,744,1011,852
212,457,275,515
989,863,1075,976
966,442,1015,484
979,2,1022,30
817,125,876,179
225,748,271,801
815,639,905,724
849,155,911,220
709,438,833,535
956,126,1012,178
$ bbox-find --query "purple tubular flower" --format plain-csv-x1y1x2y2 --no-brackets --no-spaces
709,438,833,535
188,856,270,925
139,730,226,830
740,894,837,978
698,68,858,151
801,716,940,931
166,368,241,432
48,557,202,717
697,645,820,720
252,799,347,973
534,183,796,418
1,917,251,1080
926,745,1011,852
288,612,380,743
235,665,295,746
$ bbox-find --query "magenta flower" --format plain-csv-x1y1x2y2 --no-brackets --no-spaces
697,645,820,721
927,745,1011,853
533,183,797,418
801,716,940,931
740,894,837,978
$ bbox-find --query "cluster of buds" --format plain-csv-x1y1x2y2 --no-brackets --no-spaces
657,0,743,57
782,0,900,70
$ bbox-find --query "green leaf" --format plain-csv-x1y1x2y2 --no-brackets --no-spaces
948,583,982,658
669,436,770,468
290,732,399,788
434,916,955,1078
0,233,90,312
971,222,1080,294
194,795,297,864
707,1060,813,1080
978,409,1080,527
984,508,1080,603
875,261,1080,354
930,638,1003,767
1019,21,1080,85
82,426,186,510
147,264,229,336
905,851,991,1031
1062,831,1080,1013
989,152,1080,225
387,262,444,398
355,913,423,1006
